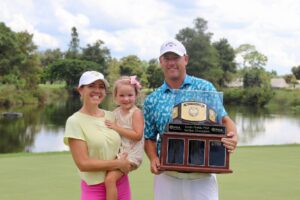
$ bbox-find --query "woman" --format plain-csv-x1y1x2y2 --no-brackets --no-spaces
64,71,132,200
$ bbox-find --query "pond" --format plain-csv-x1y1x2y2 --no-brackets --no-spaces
0,96,300,153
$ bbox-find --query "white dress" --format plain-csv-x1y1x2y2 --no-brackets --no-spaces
114,106,144,167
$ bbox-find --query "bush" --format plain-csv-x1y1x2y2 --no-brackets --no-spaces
223,88,243,104
242,86,274,107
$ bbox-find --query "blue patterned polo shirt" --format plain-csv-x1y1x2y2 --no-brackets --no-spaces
143,75,227,155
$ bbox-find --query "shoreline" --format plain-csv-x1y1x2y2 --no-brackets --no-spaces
1,143,299,157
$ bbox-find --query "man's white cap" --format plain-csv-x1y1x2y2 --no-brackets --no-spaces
159,39,187,57
78,71,109,88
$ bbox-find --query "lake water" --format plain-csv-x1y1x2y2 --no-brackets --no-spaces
0,97,300,153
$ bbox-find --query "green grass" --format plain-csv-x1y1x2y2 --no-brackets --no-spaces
0,145,300,200
265,89,300,113
38,83,68,104
38,82,66,89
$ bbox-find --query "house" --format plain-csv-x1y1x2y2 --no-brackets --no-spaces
270,78,289,88
225,78,243,88
226,77,291,89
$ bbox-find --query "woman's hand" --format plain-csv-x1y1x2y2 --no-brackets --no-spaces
118,153,131,174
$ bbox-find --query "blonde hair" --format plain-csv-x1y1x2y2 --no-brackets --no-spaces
113,76,141,98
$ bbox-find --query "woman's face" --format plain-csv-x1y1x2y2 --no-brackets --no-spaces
78,80,106,106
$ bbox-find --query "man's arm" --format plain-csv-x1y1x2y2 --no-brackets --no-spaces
144,139,161,174
221,116,238,153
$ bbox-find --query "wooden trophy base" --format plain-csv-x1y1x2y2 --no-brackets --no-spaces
159,132,232,174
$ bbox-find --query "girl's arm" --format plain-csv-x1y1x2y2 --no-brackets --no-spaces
105,109,144,141
68,138,131,173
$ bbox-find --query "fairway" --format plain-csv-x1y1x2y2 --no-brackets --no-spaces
0,145,299,200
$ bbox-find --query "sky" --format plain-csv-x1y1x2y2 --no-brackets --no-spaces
1,0,300,75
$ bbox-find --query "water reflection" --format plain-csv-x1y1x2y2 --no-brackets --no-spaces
0,98,81,153
227,106,300,146
0,99,300,154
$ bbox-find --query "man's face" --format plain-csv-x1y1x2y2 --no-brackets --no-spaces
159,52,188,81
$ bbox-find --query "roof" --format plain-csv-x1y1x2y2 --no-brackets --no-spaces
270,78,289,88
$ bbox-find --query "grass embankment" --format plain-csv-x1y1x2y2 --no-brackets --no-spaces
1,145,299,200
266,89,300,113
223,88,300,113
0,83,67,107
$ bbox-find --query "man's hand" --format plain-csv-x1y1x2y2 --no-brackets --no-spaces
150,157,162,175
221,131,237,153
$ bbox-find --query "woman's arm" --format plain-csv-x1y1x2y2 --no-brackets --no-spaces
68,138,131,173
105,109,144,141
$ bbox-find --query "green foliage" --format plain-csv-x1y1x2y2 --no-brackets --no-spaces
0,84,44,106
283,74,295,83
241,66,274,107
146,59,164,89
241,86,274,107
0,23,41,90
39,49,64,83
46,59,101,90
176,18,223,86
65,27,80,59
223,88,243,104
106,58,121,84
224,85,274,107
266,89,300,113
38,83,69,105
235,44,268,68
119,55,144,77
0,23,19,75
39,48,63,67
284,74,298,88
243,67,270,88
81,40,111,76
213,38,237,87
291,65,300,79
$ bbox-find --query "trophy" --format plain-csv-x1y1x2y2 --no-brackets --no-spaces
159,90,232,173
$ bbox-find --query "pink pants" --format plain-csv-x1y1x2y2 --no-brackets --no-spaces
81,175,131,200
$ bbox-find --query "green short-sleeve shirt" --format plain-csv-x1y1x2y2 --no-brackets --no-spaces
64,110,121,185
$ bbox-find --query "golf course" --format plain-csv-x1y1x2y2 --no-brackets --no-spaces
0,144,299,200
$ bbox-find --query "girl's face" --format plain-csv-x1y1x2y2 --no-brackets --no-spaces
78,80,106,106
115,84,137,111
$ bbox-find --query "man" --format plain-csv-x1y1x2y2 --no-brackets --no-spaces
143,39,237,200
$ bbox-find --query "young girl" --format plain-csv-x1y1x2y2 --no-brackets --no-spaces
105,76,144,200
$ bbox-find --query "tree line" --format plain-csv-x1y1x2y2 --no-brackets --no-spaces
1,18,300,107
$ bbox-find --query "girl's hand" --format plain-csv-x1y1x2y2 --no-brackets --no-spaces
105,120,117,130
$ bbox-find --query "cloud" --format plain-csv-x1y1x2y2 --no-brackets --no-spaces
54,6,90,33
0,0,59,49
194,0,300,74
1,0,300,75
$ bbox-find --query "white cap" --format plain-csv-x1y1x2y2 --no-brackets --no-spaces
159,39,187,57
78,71,109,88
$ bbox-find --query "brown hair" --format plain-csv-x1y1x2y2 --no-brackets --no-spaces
113,76,141,98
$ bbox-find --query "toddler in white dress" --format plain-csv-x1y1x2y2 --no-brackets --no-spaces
105,76,144,200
